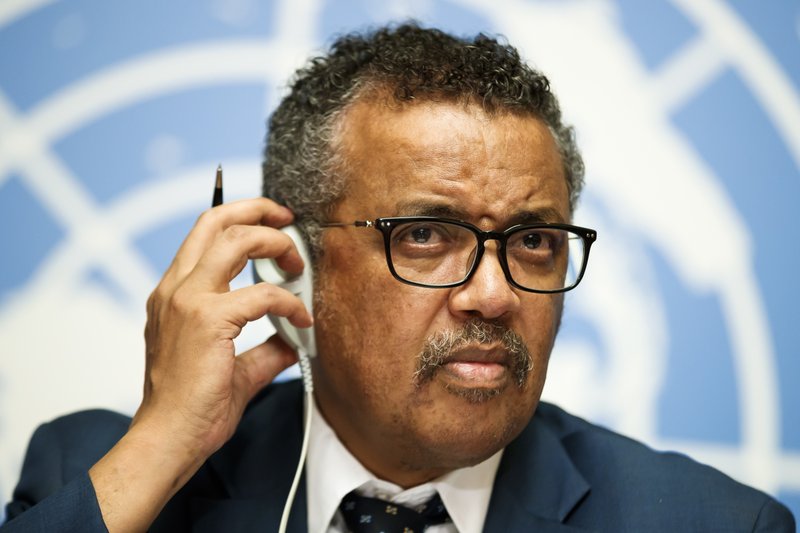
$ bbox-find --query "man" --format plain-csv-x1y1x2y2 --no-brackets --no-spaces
3,24,795,532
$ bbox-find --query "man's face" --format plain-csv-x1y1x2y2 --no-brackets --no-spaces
312,97,570,487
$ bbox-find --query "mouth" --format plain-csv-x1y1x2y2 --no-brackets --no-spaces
414,318,533,395
437,346,511,388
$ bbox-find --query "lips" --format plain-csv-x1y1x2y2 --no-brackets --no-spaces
415,319,533,391
438,346,510,386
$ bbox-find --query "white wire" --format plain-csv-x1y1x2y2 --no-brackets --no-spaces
278,352,314,533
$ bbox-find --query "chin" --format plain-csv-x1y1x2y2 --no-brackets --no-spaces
407,423,519,472
441,382,508,404
405,390,537,471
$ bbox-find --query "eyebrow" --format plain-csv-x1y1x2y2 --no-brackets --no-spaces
395,201,468,220
507,208,566,225
394,201,567,226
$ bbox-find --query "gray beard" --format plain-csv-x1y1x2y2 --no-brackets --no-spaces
413,318,533,400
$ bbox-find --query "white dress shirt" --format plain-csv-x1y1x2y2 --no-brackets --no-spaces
305,397,503,533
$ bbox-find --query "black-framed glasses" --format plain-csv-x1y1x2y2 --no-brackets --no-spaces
323,216,597,293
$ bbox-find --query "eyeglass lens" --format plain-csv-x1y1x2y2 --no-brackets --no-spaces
388,221,586,291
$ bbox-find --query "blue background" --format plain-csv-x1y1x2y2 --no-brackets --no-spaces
1,0,797,522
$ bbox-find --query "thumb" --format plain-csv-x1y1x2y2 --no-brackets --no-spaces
233,335,299,408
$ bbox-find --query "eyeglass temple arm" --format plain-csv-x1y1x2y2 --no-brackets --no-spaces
321,220,374,228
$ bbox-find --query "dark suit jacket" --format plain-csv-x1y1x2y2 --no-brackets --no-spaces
2,380,795,532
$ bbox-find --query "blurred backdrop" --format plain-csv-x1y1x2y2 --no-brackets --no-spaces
1,0,798,522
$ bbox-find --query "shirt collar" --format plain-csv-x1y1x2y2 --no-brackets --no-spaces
306,396,503,533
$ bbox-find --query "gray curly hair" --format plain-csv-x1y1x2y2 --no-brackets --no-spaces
262,23,584,259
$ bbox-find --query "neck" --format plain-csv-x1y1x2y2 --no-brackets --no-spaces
312,398,451,489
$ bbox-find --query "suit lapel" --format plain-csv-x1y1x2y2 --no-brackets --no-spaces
189,381,308,532
483,406,594,532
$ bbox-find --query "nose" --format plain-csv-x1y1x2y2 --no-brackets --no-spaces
448,241,520,320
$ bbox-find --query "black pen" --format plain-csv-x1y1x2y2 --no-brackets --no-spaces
212,164,223,207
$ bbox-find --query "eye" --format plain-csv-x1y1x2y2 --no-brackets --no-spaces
522,232,544,249
507,228,565,265
395,223,450,246
391,221,471,259
410,226,433,243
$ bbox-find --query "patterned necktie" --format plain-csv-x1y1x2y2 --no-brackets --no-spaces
339,490,452,533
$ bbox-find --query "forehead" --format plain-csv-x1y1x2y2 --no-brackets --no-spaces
333,98,570,225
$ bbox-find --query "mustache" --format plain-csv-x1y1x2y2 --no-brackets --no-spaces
414,318,533,388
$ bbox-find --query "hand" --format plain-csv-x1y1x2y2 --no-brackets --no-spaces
89,198,313,532
136,197,312,454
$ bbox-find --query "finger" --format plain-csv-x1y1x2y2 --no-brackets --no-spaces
187,225,306,291
211,282,314,328
168,198,294,281
233,335,300,407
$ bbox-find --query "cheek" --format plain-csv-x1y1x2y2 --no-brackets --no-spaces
319,243,443,343
314,250,431,385
519,293,563,366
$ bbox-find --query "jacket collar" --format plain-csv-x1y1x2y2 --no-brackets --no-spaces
483,402,592,532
